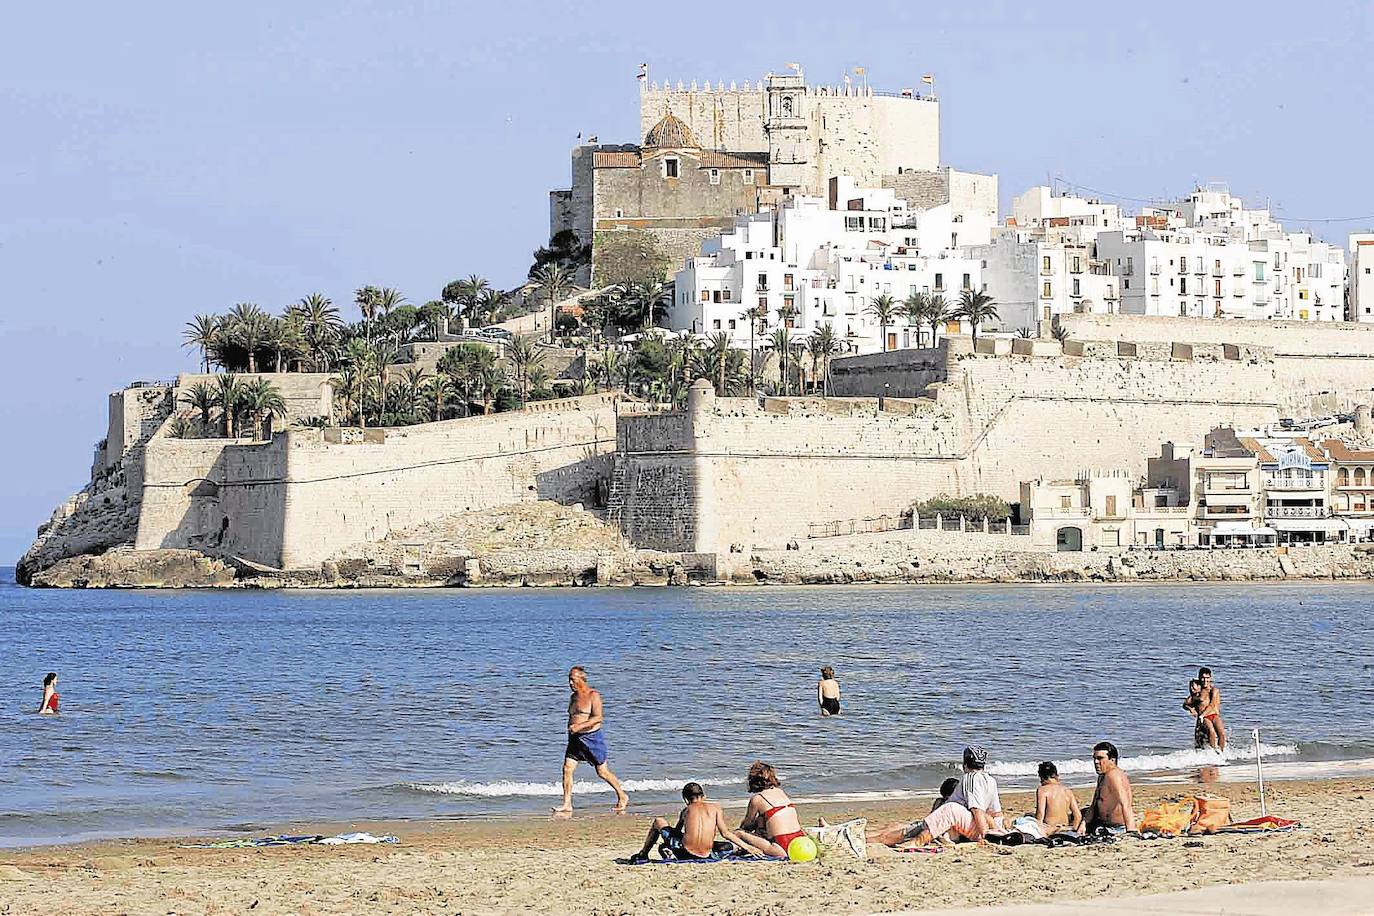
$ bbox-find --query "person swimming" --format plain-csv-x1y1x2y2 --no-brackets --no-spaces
817,666,841,716
38,672,59,715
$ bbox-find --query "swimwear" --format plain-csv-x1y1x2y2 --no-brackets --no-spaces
820,697,840,715
44,692,59,713
772,829,806,854
657,826,734,861
1204,713,1220,723
564,728,608,766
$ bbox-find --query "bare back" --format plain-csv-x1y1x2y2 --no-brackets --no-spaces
1035,781,1080,831
679,801,720,857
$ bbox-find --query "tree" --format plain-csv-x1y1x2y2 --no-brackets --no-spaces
296,293,342,369
532,263,574,343
240,377,287,439
955,289,1000,342
214,373,244,437
377,287,406,319
634,279,671,330
425,373,456,421
902,291,929,347
529,228,591,277
741,303,768,395
393,366,431,421
768,327,794,395
183,314,221,373
476,365,506,414
182,381,217,435
341,338,373,428
372,337,402,418
527,365,553,400
419,300,450,341
592,229,669,287
442,274,489,331
925,294,953,349
226,303,269,372
704,332,732,396
437,342,496,415
807,323,840,396
354,286,383,341
472,288,506,328
506,335,544,405
865,293,899,353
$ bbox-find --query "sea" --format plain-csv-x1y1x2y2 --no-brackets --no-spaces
3,571,1373,847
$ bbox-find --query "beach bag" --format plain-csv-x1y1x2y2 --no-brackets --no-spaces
1189,795,1232,834
803,818,867,861
1137,800,1193,836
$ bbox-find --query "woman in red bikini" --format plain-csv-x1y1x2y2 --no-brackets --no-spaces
38,672,59,715
736,760,806,858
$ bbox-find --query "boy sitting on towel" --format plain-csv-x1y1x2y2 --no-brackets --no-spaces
628,782,757,862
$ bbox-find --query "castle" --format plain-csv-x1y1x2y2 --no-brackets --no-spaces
549,68,947,281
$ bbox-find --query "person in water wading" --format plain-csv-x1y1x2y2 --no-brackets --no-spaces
38,672,59,715
553,666,629,815
817,666,841,716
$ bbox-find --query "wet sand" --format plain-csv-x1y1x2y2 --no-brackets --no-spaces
2,778,1372,915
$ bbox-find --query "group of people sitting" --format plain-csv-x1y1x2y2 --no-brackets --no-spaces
629,743,1137,862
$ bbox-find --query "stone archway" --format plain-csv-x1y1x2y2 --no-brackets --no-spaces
1056,526,1083,552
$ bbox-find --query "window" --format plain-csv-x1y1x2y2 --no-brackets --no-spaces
962,273,971,290
663,157,679,179
1357,468,1367,487
743,169,754,184
709,168,720,185
934,272,944,291
783,273,794,291
758,296,768,311
1072,278,1081,296
1072,256,1082,273
1215,279,1222,297
1125,278,1131,289
1299,289,1310,300
1180,277,1188,294
1060,495,1071,509
745,251,753,259
613,208,624,218
1042,255,1051,272
712,319,721,329
1338,468,1350,486
1105,495,1118,517
712,290,721,303
1179,256,1187,274
700,289,710,302
723,289,731,301
951,232,958,248
728,319,736,330
1042,281,1052,298
1255,262,1266,281
757,273,768,291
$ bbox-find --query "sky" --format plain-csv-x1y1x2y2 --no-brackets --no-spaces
2,0,1372,562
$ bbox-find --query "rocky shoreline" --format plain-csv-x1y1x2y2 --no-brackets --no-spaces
26,541,1374,589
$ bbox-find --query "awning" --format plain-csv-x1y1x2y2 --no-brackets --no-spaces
1206,522,1277,537
1268,518,1348,532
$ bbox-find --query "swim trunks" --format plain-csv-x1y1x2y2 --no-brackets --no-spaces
820,697,840,715
565,728,608,766
657,826,734,861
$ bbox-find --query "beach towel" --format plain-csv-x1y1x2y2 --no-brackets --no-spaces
1214,815,1299,834
617,851,784,865
318,832,399,845
180,835,324,849
804,818,868,861
1138,800,1194,836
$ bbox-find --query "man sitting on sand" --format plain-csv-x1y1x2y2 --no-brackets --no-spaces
628,782,756,862
1031,761,1081,835
1083,741,1135,833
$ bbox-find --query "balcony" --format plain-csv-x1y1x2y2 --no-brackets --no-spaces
1038,507,1091,519
1149,264,1160,275
1212,268,1224,277
1200,506,1253,519
1265,505,1330,518
1264,475,1325,493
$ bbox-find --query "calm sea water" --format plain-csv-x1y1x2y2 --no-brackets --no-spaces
3,571,1373,847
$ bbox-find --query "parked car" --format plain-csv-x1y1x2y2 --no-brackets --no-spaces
479,327,513,341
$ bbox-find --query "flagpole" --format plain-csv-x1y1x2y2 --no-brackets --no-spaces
1254,727,1267,816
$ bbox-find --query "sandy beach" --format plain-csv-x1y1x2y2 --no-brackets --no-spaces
2,777,1372,915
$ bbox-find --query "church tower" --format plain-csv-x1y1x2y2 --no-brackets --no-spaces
764,72,810,194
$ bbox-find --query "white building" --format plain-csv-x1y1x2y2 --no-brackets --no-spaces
672,177,992,354
1348,233,1374,322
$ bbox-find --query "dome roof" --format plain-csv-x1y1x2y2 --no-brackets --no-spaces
644,112,700,149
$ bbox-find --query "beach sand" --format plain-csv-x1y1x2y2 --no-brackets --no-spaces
2,778,1372,915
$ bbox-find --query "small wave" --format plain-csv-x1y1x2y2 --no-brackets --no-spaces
401,776,739,798
985,741,1299,778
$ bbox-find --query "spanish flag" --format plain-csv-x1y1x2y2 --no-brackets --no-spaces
922,73,934,85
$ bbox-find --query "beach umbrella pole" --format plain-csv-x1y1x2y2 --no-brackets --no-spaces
1254,727,1267,816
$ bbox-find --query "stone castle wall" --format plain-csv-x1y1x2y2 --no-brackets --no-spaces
133,395,622,569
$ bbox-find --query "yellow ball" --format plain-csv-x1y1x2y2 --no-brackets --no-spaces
788,835,818,863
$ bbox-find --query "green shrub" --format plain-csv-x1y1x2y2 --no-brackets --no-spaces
915,493,1011,522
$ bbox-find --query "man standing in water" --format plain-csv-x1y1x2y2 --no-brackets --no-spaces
553,666,629,815
1197,666,1227,751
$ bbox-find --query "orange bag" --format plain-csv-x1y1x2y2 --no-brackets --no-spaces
1189,795,1232,834
1138,800,1194,836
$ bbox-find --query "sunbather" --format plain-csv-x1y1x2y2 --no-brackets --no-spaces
628,782,755,862
871,748,1001,847
932,777,959,812
735,761,807,858
1030,761,1081,834
1083,741,1136,833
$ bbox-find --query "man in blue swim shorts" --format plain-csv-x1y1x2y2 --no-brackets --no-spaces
553,665,629,814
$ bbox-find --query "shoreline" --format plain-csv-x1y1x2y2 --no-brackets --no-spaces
3,777,1372,914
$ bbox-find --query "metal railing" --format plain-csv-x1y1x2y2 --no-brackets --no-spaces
1265,505,1330,518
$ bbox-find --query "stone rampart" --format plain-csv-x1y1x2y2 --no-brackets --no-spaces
174,372,333,424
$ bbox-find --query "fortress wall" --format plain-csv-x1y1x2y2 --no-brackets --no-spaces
275,398,619,568
106,385,175,481
815,95,939,182
1054,314,1374,414
174,373,333,425
829,340,959,397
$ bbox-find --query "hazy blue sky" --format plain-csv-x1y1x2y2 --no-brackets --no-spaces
3,0,1371,562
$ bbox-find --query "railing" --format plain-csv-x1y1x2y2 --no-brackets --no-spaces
807,513,1029,539
1037,507,1091,518
1265,506,1330,518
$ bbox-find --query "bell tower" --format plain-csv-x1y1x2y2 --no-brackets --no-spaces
764,71,809,194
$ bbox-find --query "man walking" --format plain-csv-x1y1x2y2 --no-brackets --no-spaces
553,665,629,815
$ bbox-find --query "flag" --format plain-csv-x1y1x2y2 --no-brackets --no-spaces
786,62,800,72
853,66,866,76
636,63,648,82
922,73,934,85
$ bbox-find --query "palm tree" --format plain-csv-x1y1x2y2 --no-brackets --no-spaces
635,279,670,330
342,338,373,428
215,373,244,438
925,294,953,349
182,381,217,434
533,263,574,343
442,274,490,331
354,286,382,341
955,289,1000,343
506,335,544,405
377,288,406,319
741,304,768,394
372,337,402,418
864,293,899,353
296,293,342,369
705,332,732,396
473,288,506,328
425,373,456,421
902,290,929,347
807,323,840,396
597,349,621,393
419,300,450,341
527,365,552,400
768,327,794,395
183,314,221,373
240,377,287,439
476,365,506,414
393,366,430,420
